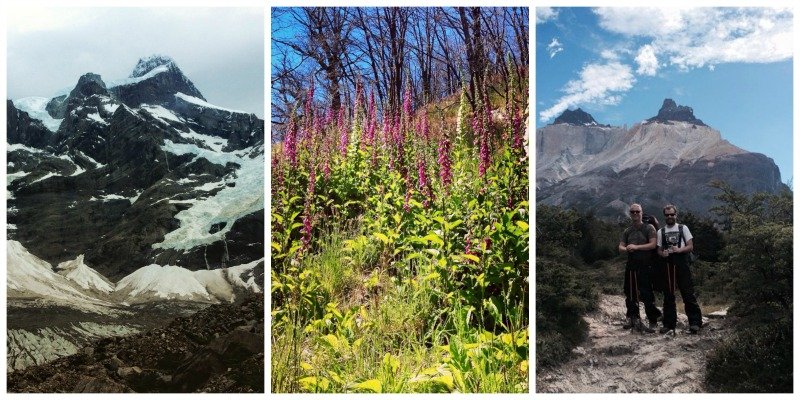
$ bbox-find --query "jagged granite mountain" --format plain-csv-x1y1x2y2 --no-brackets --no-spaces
553,108,603,126
536,100,786,218
7,55,264,377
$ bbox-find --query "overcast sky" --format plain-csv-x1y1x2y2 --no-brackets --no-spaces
7,7,264,117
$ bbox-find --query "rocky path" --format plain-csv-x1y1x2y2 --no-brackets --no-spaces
537,294,728,393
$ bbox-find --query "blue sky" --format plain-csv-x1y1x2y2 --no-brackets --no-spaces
536,7,793,183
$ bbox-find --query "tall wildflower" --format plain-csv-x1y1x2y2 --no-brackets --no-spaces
418,111,429,142
418,157,433,208
311,113,322,143
324,105,334,127
479,93,491,179
392,113,406,176
284,119,298,168
456,88,469,143
402,85,413,132
338,107,348,157
323,159,331,181
365,90,376,146
512,106,524,152
307,163,316,199
438,134,452,188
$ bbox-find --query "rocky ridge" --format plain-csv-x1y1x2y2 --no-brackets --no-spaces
536,101,786,218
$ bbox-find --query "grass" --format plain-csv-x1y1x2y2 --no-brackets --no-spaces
272,226,528,393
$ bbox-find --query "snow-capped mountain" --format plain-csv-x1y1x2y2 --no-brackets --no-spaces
8,55,264,281
536,99,787,218
7,55,264,371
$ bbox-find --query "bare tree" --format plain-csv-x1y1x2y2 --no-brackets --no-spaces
273,7,355,113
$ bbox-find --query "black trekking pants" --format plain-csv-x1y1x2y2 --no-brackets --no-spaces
662,254,703,329
623,252,661,323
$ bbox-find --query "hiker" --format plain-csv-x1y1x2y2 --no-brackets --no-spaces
657,204,703,334
618,203,660,333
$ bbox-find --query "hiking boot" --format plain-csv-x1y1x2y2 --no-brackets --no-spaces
659,326,675,335
633,319,655,333
688,325,700,334
622,317,634,330
648,320,659,330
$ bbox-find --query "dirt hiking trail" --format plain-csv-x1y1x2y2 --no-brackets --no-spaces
537,294,728,393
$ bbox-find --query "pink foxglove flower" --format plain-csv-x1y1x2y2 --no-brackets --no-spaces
284,119,298,168
437,136,452,187
323,160,331,181
338,107,348,157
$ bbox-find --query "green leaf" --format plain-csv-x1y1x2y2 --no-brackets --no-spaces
515,220,529,231
298,376,330,391
271,242,282,252
461,254,480,263
424,248,440,256
320,334,341,351
432,375,454,391
424,232,444,247
445,220,463,230
373,232,390,244
353,379,382,393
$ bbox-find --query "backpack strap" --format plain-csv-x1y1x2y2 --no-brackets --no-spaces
678,224,684,248
660,227,667,248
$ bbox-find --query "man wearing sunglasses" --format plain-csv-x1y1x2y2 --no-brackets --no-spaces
618,203,659,333
657,204,703,335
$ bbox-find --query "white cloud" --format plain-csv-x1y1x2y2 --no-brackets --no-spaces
536,7,559,24
547,38,564,58
600,49,620,60
594,7,793,70
595,8,687,37
539,62,636,122
635,44,659,76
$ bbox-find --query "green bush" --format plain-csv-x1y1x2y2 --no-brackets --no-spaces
706,319,792,393
535,259,596,368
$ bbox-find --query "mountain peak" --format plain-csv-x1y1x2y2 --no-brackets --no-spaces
553,108,602,126
647,98,706,126
71,73,109,98
129,55,178,78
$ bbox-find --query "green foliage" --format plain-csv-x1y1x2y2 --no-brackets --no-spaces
577,213,622,263
706,319,792,393
535,259,596,368
679,212,724,262
703,181,793,392
535,205,581,255
711,182,792,322
272,77,528,393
